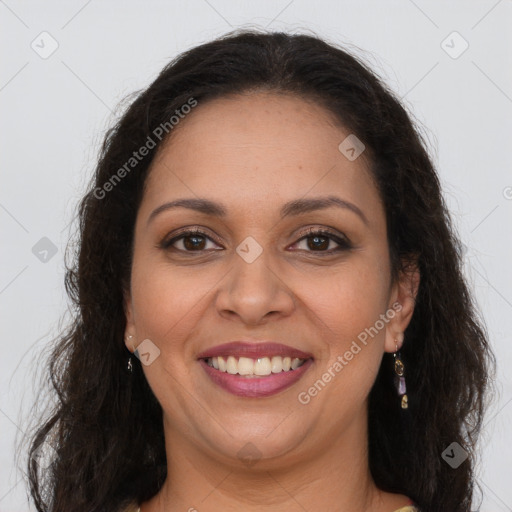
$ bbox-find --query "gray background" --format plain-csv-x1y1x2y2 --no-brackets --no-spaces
1,1,511,510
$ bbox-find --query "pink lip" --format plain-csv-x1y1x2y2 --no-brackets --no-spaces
199,358,314,398
196,341,313,360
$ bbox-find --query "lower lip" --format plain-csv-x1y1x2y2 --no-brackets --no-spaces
199,358,313,398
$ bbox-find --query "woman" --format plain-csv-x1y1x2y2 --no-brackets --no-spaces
25,30,494,512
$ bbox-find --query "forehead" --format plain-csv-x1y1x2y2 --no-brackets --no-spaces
141,92,382,223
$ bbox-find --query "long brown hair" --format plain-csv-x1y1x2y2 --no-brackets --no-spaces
23,29,495,512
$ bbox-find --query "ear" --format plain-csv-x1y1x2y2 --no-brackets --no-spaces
123,287,137,353
384,256,420,353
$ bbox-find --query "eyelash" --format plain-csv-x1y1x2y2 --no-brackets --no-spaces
159,227,352,255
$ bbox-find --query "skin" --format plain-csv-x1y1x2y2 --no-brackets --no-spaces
124,91,420,512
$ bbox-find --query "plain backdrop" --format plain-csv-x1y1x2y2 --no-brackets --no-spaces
1,1,511,510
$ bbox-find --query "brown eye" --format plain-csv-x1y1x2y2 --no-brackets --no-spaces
160,229,222,252
292,229,352,253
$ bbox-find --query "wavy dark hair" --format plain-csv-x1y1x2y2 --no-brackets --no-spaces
22,29,495,512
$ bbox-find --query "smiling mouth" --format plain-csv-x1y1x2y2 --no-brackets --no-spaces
199,356,314,398
201,355,309,378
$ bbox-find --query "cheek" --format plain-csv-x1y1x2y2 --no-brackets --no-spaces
129,246,241,379
316,261,389,334
307,259,390,381
129,257,210,354
129,259,211,411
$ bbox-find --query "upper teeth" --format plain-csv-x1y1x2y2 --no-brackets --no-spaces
206,356,306,376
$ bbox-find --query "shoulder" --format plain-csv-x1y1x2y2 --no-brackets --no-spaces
393,506,419,512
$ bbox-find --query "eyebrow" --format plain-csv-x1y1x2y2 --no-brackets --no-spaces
146,195,368,226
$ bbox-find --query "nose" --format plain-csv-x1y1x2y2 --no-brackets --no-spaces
214,248,295,325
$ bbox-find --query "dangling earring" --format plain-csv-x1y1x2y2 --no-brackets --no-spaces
126,335,134,374
393,340,408,409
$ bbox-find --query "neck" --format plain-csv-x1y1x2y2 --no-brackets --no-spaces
147,412,399,512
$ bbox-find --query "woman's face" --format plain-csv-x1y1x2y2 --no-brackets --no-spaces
124,92,416,468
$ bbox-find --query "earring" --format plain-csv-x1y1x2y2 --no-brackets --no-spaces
393,340,408,409
126,335,134,374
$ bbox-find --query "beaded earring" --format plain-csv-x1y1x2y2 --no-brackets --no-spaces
393,341,408,409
